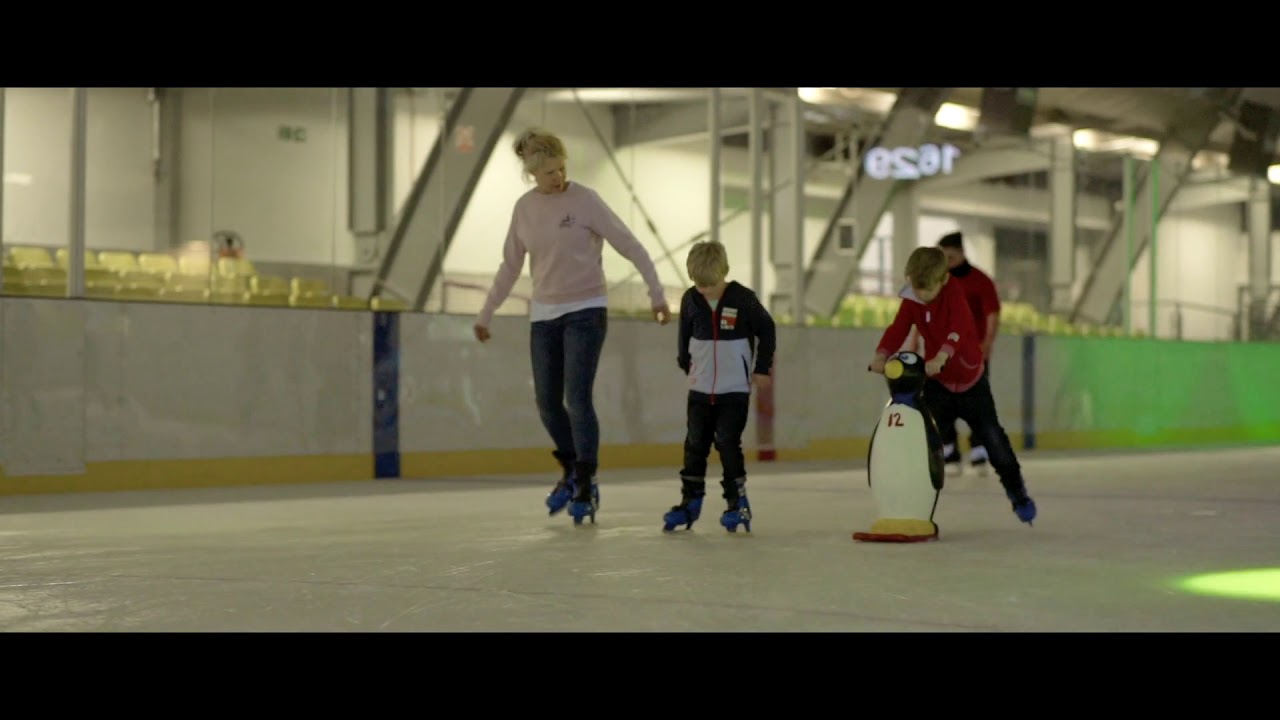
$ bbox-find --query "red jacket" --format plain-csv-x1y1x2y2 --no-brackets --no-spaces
876,277,985,393
949,261,1001,341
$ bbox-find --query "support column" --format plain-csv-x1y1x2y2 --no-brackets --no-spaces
153,89,184,250
748,89,764,293
349,88,390,237
789,93,805,322
1048,134,1076,314
1149,159,1160,337
891,185,918,285
1121,155,1135,334
0,87,5,293
767,89,805,320
68,88,88,298
1248,176,1272,336
708,88,721,247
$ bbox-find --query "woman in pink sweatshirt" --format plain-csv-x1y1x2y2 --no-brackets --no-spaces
474,128,671,524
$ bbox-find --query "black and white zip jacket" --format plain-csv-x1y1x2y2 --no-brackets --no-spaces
677,281,777,398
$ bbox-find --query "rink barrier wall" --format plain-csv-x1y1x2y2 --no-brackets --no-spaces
2,297,1279,495
0,298,373,494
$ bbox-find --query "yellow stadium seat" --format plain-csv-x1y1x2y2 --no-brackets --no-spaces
98,251,141,274
178,255,211,277
209,289,248,305
159,286,210,303
217,257,257,279
2,266,25,292
250,275,289,294
246,294,289,307
291,277,330,296
9,246,56,269
55,248,102,270
371,296,409,312
9,267,67,296
116,272,164,301
138,252,179,275
85,267,121,299
289,293,333,308
834,307,858,327
333,295,370,310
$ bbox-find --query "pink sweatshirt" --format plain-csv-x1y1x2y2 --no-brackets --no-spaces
476,182,666,327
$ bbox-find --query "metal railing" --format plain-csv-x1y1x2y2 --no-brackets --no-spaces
1128,298,1242,341
1235,284,1280,341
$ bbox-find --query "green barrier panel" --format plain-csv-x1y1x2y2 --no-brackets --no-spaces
1034,336,1280,450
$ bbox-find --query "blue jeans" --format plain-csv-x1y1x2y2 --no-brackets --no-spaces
530,307,608,466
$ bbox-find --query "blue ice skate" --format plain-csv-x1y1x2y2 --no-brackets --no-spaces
568,484,600,525
663,496,704,531
545,451,576,516
719,478,752,533
721,495,753,533
1007,490,1037,526
546,480,575,515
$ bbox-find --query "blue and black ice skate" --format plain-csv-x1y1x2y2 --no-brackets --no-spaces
1007,489,1037,526
569,484,600,525
663,496,704,531
720,494,752,533
545,451,576,516
719,478,753,533
663,477,707,532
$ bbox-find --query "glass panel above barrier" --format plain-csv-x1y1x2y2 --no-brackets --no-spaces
2,88,73,300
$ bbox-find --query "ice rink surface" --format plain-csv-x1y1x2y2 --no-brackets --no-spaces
2,446,1278,632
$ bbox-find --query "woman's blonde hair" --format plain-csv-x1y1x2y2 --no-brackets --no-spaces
513,128,567,181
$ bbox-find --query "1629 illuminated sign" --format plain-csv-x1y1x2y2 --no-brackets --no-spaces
864,143,961,181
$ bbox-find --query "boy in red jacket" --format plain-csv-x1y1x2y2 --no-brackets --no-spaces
869,247,1037,525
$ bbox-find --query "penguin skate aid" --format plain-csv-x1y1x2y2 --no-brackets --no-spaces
860,247,1037,537
855,351,946,542
664,240,777,533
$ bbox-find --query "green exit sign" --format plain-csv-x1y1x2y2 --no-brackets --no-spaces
278,125,307,143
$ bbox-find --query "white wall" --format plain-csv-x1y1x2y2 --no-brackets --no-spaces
177,87,352,265
2,88,156,252
1127,203,1244,340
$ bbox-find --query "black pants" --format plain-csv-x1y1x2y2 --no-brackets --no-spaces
941,361,990,454
924,372,1026,496
680,392,750,482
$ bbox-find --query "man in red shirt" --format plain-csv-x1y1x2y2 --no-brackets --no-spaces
870,247,1036,525
937,231,1001,475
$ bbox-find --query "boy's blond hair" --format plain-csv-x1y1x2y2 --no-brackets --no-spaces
686,240,730,287
905,246,948,290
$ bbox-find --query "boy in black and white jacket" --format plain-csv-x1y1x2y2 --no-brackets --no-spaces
664,240,777,533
